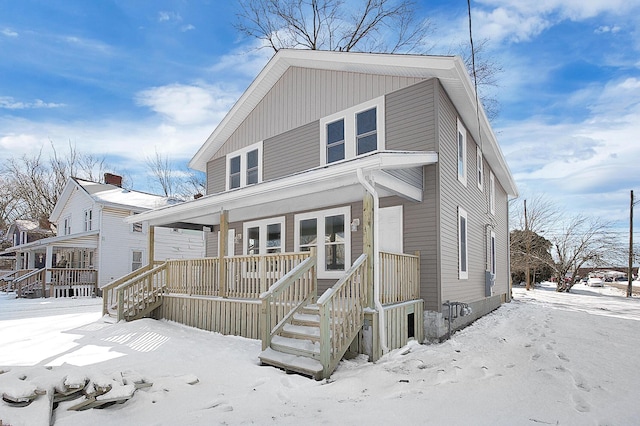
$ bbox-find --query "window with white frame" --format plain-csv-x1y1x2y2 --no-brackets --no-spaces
457,118,467,186
243,216,285,255
489,170,495,215
476,146,484,191
132,250,143,271
490,230,496,276
12,233,17,247
320,97,384,165
458,207,468,280
63,216,71,235
226,141,263,190
132,212,143,233
295,207,351,279
20,231,27,245
84,209,93,231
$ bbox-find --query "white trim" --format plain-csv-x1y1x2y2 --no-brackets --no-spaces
320,97,385,165
489,170,496,215
242,216,286,255
476,146,484,191
83,208,93,232
457,118,467,187
225,141,263,190
63,215,72,236
458,206,468,280
294,206,351,279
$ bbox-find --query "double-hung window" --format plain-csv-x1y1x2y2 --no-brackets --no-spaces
320,97,384,165
477,147,484,191
226,141,263,190
458,207,468,280
63,216,71,235
489,171,496,215
295,207,351,279
457,118,467,186
84,209,93,231
132,250,143,271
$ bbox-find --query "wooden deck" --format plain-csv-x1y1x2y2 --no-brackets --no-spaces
104,250,422,378
6,268,98,298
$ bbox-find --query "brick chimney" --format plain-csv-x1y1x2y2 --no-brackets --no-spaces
104,173,122,187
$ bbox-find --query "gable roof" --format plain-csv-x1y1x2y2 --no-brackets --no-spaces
189,49,517,197
49,177,180,222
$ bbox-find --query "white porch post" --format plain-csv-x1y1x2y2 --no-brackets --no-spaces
27,251,35,269
218,210,228,298
45,245,53,284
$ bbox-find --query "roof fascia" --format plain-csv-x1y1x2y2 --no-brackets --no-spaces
50,179,87,222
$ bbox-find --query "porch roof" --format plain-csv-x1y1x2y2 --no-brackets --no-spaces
127,151,437,229
1,230,99,254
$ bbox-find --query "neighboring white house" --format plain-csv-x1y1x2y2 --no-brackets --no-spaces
3,174,205,289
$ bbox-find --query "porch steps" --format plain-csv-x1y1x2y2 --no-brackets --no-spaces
271,335,320,359
259,348,323,379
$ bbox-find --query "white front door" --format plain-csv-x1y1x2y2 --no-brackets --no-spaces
379,206,403,254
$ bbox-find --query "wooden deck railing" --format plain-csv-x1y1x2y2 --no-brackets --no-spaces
0,269,32,291
48,268,97,298
163,252,311,299
379,251,420,305
318,253,368,378
102,265,153,315
260,254,317,350
14,268,45,298
116,263,167,321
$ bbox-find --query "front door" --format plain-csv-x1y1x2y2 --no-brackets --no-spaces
379,206,403,254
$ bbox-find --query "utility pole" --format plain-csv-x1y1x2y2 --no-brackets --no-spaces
524,199,531,291
629,190,635,297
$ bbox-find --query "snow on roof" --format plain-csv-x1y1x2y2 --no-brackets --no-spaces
74,178,180,211
12,219,54,234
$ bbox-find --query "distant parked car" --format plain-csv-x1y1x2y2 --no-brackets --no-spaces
614,276,629,282
587,277,604,287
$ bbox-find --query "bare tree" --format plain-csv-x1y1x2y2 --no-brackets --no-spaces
548,216,616,292
236,0,434,53
0,142,115,226
458,38,503,121
145,149,206,200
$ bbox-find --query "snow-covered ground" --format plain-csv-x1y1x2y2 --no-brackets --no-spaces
1,282,639,425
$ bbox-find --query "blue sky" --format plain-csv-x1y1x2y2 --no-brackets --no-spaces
1,0,639,240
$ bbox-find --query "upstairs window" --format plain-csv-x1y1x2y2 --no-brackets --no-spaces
457,118,467,186
84,209,93,231
489,171,496,215
356,108,377,155
320,97,384,165
226,141,263,190
20,231,27,245
326,119,345,163
132,212,143,233
63,216,71,236
477,147,484,191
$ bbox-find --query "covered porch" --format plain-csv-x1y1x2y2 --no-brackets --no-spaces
1,231,99,298
107,151,435,378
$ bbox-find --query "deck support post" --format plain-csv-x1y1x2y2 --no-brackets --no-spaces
148,225,155,266
363,192,374,309
219,210,228,298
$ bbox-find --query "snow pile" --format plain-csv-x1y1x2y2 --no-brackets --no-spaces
1,283,640,425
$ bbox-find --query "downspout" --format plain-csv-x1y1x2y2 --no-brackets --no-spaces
356,168,389,354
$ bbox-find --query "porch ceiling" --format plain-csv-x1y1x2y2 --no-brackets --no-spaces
129,151,437,229
2,230,99,254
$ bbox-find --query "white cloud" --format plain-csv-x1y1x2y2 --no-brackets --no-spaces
2,28,18,37
473,0,638,44
0,96,65,110
210,41,274,79
135,83,239,126
181,24,195,32
158,11,182,23
595,25,621,34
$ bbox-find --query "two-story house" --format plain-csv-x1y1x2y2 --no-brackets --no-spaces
3,174,205,296
121,49,518,379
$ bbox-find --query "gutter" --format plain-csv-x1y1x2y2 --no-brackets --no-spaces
356,168,389,354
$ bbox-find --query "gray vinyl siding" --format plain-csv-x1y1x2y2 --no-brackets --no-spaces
436,81,506,307
213,67,426,161
385,79,436,152
264,121,319,181
206,157,226,195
